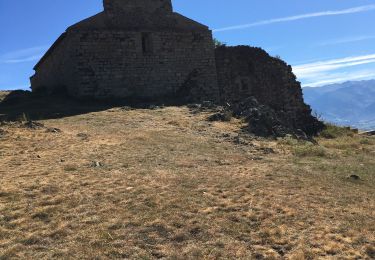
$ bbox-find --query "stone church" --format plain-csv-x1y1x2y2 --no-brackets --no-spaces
30,0,322,135
31,0,219,101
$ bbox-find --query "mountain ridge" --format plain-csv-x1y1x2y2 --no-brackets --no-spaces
303,79,375,130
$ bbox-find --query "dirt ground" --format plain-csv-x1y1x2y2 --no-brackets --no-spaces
0,102,374,259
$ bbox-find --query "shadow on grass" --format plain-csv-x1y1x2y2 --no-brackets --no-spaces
0,90,183,121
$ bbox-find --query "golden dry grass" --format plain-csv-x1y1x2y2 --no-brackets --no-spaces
0,91,9,101
0,105,374,259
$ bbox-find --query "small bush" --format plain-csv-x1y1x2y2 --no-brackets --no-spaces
64,165,78,172
293,144,328,157
19,113,30,123
207,111,232,122
278,136,300,146
360,138,373,145
221,111,233,122
319,124,354,139
213,38,226,47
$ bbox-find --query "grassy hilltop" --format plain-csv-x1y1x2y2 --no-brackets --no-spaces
0,92,374,259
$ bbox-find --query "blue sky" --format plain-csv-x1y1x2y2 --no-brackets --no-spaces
1,0,375,90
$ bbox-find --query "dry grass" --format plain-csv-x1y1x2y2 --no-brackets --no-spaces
0,105,374,259
0,91,9,102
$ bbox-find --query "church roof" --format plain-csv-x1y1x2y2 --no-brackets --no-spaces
67,11,209,32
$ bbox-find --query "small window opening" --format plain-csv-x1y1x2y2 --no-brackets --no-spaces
142,33,152,54
241,80,249,91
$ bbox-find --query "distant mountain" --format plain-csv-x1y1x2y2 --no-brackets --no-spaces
303,80,375,130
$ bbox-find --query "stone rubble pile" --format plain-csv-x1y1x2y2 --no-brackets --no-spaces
230,97,309,139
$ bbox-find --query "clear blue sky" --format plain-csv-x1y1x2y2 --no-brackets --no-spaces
1,0,375,90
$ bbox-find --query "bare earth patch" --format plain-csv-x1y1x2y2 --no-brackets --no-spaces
0,106,374,259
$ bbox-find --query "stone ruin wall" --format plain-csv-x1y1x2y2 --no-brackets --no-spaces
215,46,319,133
32,42,318,130
31,40,322,134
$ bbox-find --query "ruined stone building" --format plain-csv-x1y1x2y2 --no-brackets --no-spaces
31,0,219,101
30,0,322,134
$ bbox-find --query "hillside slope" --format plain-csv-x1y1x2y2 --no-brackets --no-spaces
0,100,374,259
303,80,375,130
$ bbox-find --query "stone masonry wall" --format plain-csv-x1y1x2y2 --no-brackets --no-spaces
72,29,218,101
32,29,218,102
215,46,322,134
31,34,73,93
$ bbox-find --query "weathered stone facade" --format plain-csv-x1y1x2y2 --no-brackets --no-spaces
31,0,219,101
215,46,323,135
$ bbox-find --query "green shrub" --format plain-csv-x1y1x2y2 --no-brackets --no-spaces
319,124,354,139
360,138,374,145
293,144,328,158
213,38,226,47
221,111,233,122
64,165,78,172
278,136,300,146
